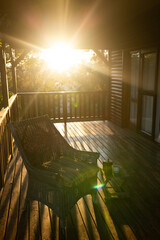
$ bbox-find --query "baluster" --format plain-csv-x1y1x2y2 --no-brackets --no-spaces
88,93,91,119
70,93,72,119
63,93,67,123
79,93,82,120
48,94,52,118
93,92,95,120
84,93,86,119
58,94,60,120
102,91,106,120
74,93,77,120
52,94,55,121
21,94,26,119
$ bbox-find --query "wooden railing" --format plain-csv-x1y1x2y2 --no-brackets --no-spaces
18,91,108,122
0,94,18,189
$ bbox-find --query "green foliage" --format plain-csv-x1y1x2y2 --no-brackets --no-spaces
16,49,109,92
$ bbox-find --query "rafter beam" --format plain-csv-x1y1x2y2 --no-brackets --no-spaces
93,49,108,65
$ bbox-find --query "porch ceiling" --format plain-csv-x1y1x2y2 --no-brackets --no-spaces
1,0,160,49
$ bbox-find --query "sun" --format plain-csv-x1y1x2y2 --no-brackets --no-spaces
40,42,93,72
40,42,80,72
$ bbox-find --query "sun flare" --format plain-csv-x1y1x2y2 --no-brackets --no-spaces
40,42,93,72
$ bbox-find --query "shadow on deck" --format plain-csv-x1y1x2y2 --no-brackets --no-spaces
0,121,160,239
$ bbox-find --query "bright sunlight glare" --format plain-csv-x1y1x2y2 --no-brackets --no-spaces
40,42,93,72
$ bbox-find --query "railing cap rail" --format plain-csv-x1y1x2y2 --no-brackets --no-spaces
17,90,107,95
0,94,17,124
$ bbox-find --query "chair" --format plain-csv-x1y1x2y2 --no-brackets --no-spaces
8,115,99,237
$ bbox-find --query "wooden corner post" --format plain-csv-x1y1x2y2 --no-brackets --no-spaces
0,41,9,108
10,47,17,94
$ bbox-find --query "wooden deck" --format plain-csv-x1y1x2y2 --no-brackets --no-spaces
0,121,160,240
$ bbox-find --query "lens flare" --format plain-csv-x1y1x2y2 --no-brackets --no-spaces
93,183,105,190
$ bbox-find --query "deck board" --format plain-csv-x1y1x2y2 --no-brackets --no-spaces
0,120,160,239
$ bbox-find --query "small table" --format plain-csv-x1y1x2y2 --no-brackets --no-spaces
101,161,130,199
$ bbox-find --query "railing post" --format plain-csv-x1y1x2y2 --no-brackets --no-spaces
0,41,9,108
10,47,17,94
63,93,67,124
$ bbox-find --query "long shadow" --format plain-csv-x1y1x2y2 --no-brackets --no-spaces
3,156,23,240
92,196,114,240
105,187,160,240
0,153,21,220
68,204,81,240
16,172,29,240
81,197,97,240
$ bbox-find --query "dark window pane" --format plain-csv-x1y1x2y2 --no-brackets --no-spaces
141,96,153,134
130,102,137,125
142,53,156,91
131,52,139,99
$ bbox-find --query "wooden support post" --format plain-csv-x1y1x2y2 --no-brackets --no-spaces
10,47,17,94
0,41,9,108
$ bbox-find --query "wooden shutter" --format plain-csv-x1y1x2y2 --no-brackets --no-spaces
110,50,123,126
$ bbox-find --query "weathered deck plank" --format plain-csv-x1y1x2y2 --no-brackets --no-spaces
0,151,17,239
0,121,160,239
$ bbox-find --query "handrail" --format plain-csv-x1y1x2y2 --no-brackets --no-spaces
17,90,105,95
0,94,18,190
0,94,17,124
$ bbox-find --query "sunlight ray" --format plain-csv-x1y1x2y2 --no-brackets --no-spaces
71,0,101,45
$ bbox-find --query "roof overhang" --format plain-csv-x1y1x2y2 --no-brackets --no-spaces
1,0,160,49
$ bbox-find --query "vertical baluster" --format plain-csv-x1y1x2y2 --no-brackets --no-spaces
42,94,46,115
84,93,86,119
30,94,33,118
0,125,5,188
38,94,41,116
74,93,77,120
44,94,48,116
48,94,52,119
63,93,67,123
21,94,26,119
77,93,80,119
72,93,75,119
58,94,60,120
97,92,100,118
66,94,69,120
7,112,13,158
93,92,95,119
60,94,62,120
37,94,41,116
34,94,38,117
52,94,55,121
102,91,106,120
70,93,72,120
88,93,90,118
42,94,45,116
27,95,30,118
79,93,82,120
5,116,10,163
